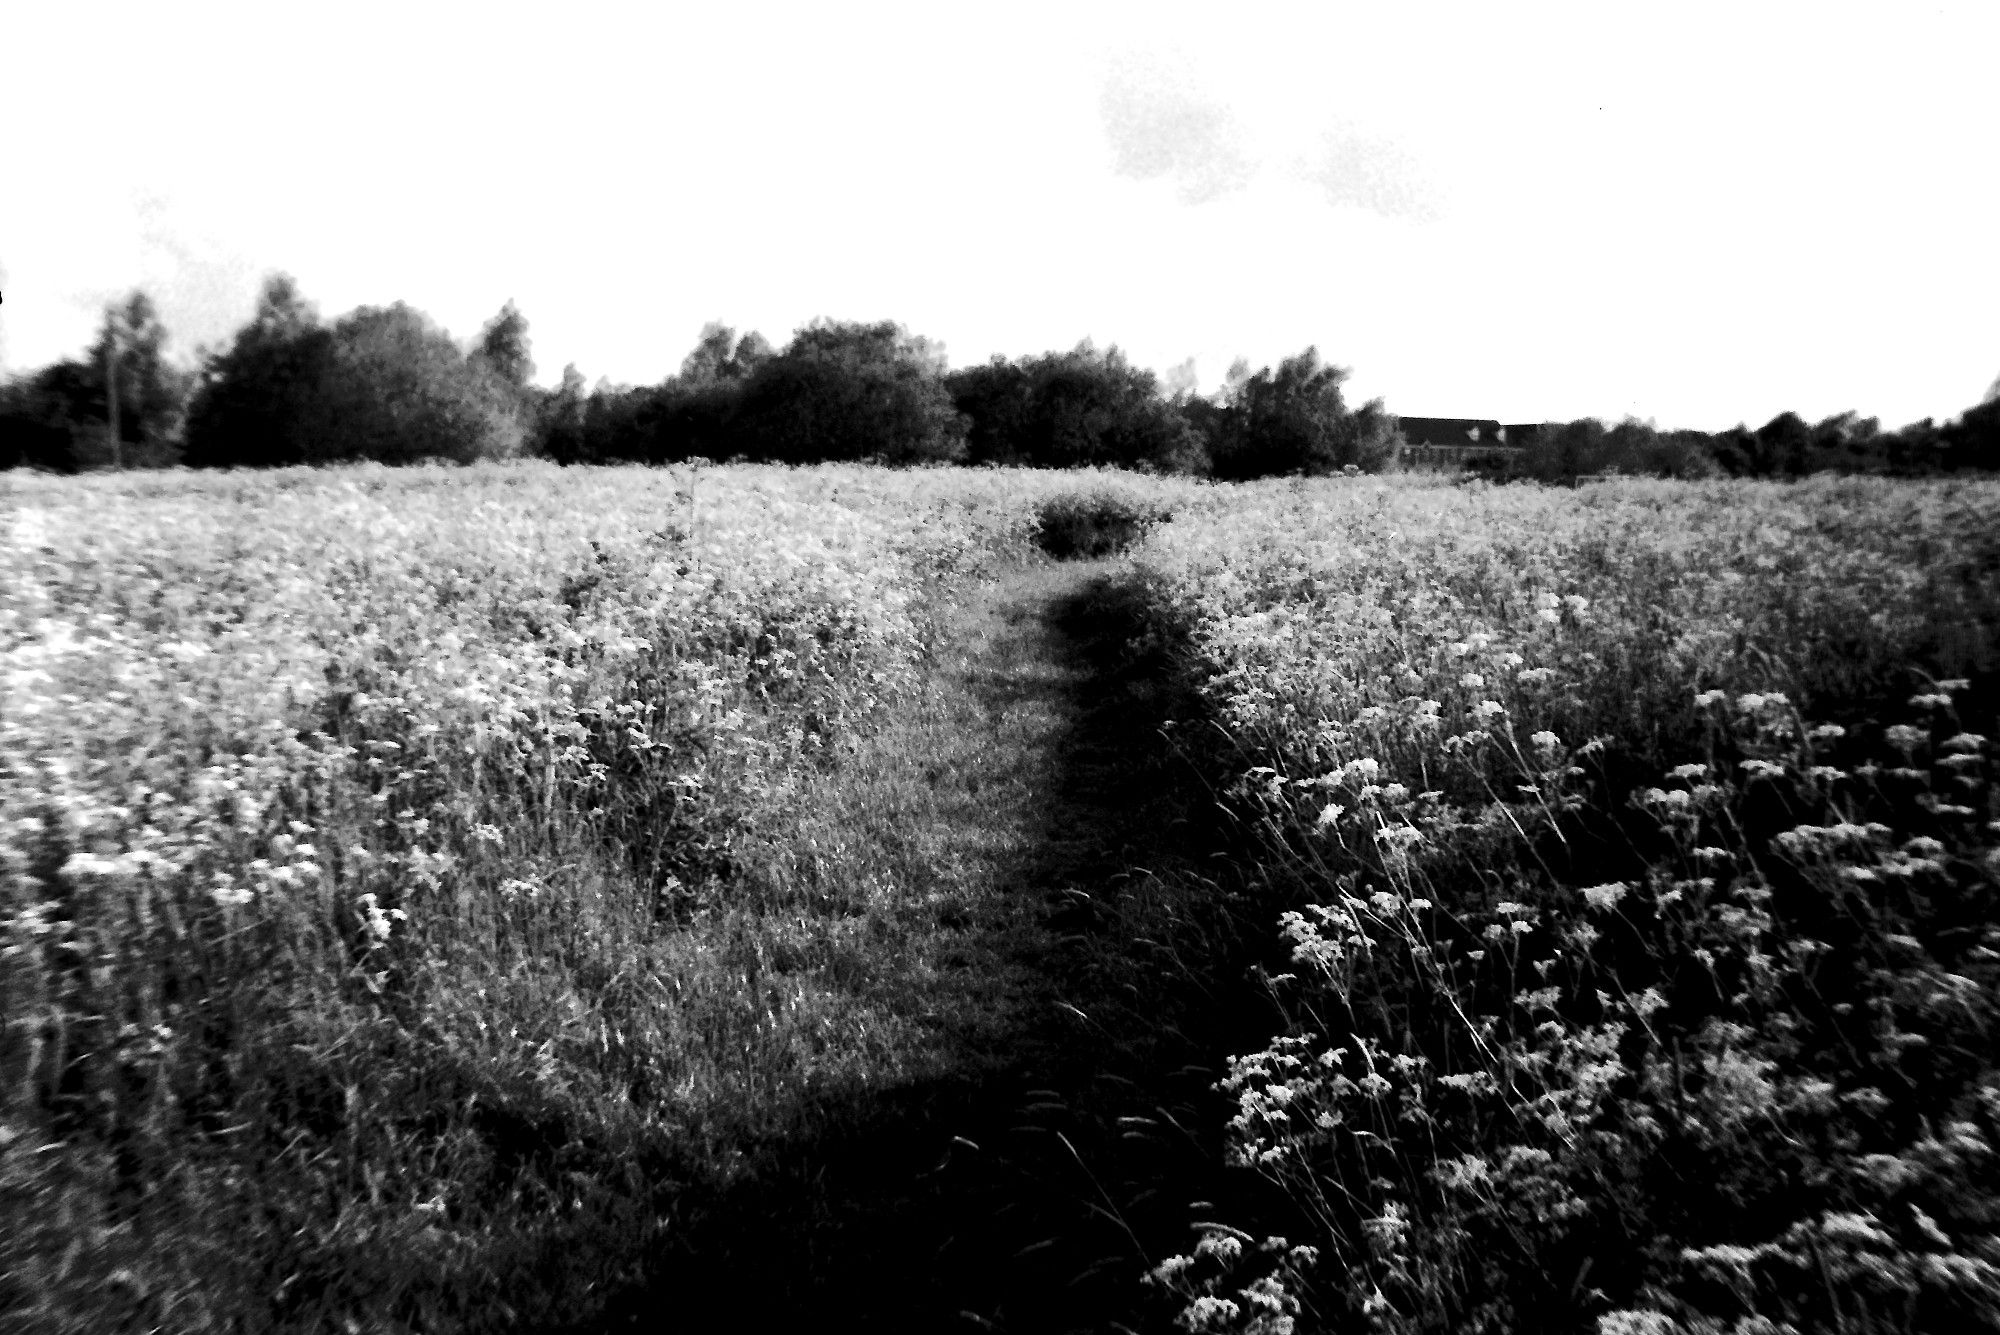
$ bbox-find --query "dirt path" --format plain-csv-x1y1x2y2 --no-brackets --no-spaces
600,558,1264,1333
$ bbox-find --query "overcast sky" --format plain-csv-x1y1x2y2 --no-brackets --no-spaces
3,1,1995,429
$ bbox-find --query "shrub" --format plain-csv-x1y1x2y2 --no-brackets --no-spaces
1033,489,1173,559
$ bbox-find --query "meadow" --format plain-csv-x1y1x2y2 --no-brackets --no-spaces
3,464,1996,1334
1129,476,2000,1334
0,462,1189,1328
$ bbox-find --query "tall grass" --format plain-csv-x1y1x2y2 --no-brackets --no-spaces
0,461,1206,1330
1127,474,2000,1333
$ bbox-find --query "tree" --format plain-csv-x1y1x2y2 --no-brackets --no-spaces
732,319,967,465
185,278,526,468
1754,411,1813,477
95,292,190,465
472,300,535,389
1205,347,1390,478
1940,397,2000,471
946,356,1039,465
537,362,591,462
0,290,189,470
946,342,1207,472
678,323,773,385
183,274,337,468
0,367,89,471
317,303,527,464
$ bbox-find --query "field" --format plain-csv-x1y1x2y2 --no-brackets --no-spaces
3,464,1997,1333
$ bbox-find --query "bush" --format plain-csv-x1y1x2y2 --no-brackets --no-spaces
1032,489,1173,559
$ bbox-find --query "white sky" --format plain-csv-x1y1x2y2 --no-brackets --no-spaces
2,1,1995,430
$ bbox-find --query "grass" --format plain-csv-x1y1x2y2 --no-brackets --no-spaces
6,464,1997,1333
0,463,1246,1332
1124,474,2000,1334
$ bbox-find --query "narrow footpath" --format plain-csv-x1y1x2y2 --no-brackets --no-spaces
597,556,1275,1334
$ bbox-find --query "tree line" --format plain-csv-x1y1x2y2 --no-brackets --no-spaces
4,276,1996,478
1505,403,2000,482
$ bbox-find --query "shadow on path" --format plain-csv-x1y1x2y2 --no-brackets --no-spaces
585,561,1284,1334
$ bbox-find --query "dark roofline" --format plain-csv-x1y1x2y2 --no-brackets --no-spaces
1396,416,1507,447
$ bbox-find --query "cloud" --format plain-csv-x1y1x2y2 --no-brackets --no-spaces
132,192,264,361
1301,129,1441,222
1098,60,1255,204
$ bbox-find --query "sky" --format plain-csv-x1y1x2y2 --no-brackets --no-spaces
2,1,1996,430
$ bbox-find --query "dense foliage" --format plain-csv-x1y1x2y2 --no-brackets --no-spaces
1509,403,2000,483
732,319,969,465
1202,349,1402,480
7,275,1998,479
182,280,527,467
0,292,190,471
947,342,1208,472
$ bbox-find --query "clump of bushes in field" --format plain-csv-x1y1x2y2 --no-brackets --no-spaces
1033,488,1175,559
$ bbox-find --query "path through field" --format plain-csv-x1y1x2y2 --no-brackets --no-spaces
603,557,1264,1333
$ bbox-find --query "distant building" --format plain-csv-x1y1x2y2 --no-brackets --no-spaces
1396,416,1532,467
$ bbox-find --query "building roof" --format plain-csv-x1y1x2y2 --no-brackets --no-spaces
1397,417,1510,448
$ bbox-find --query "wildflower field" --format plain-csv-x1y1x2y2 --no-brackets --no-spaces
3,464,1997,1334
0,461,1199,1329
1131,476,2000,1334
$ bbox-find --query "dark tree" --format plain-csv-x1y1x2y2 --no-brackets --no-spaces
185,278,524,467
947,357,1039,465
0,366,91,471
85,291,190,466
1205,347,1394,479
537,363,591,463
678,323,773,385
1754,410,1813,477
317,303,527,463
732,319,967,465
1940,397,2000,471
183,275,338,468
0,291,189,470
473,300,535,389
946,342,1206,472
